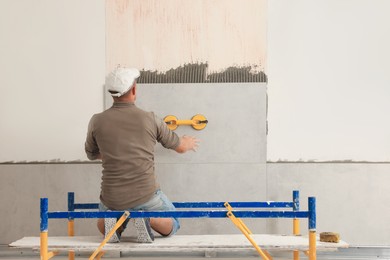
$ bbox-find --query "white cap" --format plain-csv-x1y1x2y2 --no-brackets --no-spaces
105,67,140,97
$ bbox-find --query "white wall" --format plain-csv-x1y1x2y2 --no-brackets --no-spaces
267,0,390,162
0,0,105,162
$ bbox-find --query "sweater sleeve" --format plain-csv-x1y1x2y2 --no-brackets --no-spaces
85,115,101,160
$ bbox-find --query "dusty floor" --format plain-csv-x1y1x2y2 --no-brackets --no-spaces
2,246,390,259
4,256,266,259
0,246,300,259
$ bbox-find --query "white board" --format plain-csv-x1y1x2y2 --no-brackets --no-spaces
10,234,348,253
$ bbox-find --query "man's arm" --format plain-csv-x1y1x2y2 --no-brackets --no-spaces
174,135,200,153
85,142,101,160
85,115,102,160
154,114,200,153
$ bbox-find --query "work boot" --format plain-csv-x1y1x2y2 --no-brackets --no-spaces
104,215,130,243
133,218,154,243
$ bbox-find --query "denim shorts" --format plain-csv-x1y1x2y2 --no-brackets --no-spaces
99,189,180,236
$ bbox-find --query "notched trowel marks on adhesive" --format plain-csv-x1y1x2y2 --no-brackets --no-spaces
208,65,267,83
139,63,208,83
137,63,267,84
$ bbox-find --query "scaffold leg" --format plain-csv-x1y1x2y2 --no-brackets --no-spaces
309,231,317,260
224,202,252,234
308,197,317,260
95,251,105,260
225,203,271,260
40,231,59,260
293,218,300,260
68,219,75,260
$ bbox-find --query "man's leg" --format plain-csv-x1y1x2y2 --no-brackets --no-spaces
150,218,173,236
98,203,129,243
133,190,180,239
97,218,104,234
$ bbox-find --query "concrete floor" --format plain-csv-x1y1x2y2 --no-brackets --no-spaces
0,252,389,260
0,259,278,260
0,255,388,259
0,257,290,260
2,246,390,259
0,246,299,259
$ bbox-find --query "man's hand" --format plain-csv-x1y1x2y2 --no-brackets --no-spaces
175,135,200,153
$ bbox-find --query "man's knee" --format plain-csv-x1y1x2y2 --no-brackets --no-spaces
150,218,175,236
157,218,180,237
97,218,104,235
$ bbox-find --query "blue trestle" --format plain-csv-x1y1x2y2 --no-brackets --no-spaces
48,210,309,219
41,190,315,228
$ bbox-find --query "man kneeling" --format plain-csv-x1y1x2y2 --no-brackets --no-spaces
85,67,199,242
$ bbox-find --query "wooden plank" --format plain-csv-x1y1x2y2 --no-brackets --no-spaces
10,234,348,253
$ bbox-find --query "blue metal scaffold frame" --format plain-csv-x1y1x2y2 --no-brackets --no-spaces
39,190,317,260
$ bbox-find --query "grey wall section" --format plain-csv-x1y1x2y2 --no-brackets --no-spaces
113,83,268,164
266,163,390,246
0,164,102,244
105,83,266,164
2,163,390,245
157,163,267,236
0,163,266,245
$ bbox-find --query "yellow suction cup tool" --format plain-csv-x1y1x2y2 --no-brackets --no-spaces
164,114,208,131
164,115,179,131
191,114,208,130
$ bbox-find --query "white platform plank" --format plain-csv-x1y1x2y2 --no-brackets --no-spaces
10,234,348,253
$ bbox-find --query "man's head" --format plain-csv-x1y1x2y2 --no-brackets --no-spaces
105,67,140,98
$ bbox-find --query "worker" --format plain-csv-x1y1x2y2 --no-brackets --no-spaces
85,67,199,243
